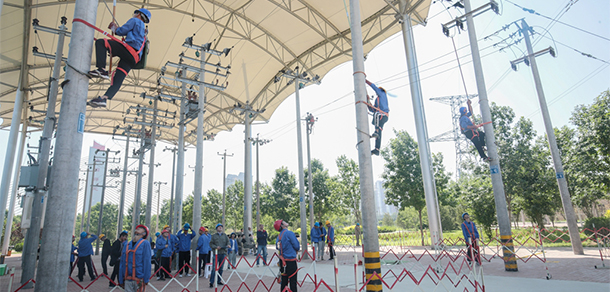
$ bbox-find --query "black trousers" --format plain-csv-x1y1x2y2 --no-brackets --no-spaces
466,241,481,264
464,130,487,159
372,112,388,151
280,260,298,292
94,39,136,99
160,257,171,279
178,251,191,274
198,252,210,275
101,254,109,275
110,260,120,284
77,255,95,280
328,243,336,260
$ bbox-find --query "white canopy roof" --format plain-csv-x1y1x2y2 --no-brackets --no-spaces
1,0,431,144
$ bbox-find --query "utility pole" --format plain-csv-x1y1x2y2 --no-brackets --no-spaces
512,19,583,255
349,1,382,290
443,0,517,271
163,146,178,229
154,181,167,232
133,117,146,233
22,17,68,287
396,0,443,247
249,134,271,228
145,98,159,230
95,149,120,255
218,150,234,227
36,1,98,290
274,66,320,258
112,125,136,235
305,113,316,228
80,165,91,233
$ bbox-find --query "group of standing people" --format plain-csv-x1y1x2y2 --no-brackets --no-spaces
309,221,336,261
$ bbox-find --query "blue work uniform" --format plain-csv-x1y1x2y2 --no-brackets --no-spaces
119,239,152,284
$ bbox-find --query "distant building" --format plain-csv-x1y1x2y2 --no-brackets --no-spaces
225,172,244,191
374,180,398,219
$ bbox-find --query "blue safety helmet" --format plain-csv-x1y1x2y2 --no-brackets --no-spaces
134,8,151,23
80,231,87,238
155,232,161,237
215,223,223,229
356,223,360,226
183,223,190,229
120,230,128,237
462,212,469,220
459,107,468,115
314,222,319,227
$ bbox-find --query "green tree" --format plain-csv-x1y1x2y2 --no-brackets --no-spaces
202,189,223,228
381,130,448,245
124,202,146,231
74,203,119,241
451,175,496,239
262,167,298,224
226,180,246,231
329,155,361,224
304,159,335,221
181,195,194,228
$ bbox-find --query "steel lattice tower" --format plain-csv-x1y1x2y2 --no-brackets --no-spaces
428,94,478,179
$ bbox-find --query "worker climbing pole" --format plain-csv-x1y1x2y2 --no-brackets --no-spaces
349,0,382,291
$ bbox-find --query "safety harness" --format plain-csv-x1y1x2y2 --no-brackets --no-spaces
462,221,480,263
124,239,146,291
277,229,299,279
72,18,147,79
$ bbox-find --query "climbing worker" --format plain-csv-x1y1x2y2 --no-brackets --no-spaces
310,222,321,260
87,8,151,108
119,225,152,292
365,79,389,156
326,221,336,261
109,230,128,287
196,227,211,277
77,232,98,282
461,213,481,266
209,223,230,288
156,229,173,281
460,99,492,162
275,219,300,292
176,223,196,277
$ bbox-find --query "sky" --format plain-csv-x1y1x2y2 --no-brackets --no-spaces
1,0,609,217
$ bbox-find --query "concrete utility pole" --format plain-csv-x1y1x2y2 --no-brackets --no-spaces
154,181,167,232
132,118,146,233
218,150,234,227
36,1,98,290
397,0,443,248
250,134,270,228
80,165,91,233
95,150,119,255
460,0,517,271
349,0,382,290
22,17,68,287
305,113,316,228
2,113,28,256
244,106,253,237
175,71,187,234
145,99,159,230
116,126,134,235
163,146,178,229
515,19,583,255
275,66,320,258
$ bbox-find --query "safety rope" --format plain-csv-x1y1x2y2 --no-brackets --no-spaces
72,18,146,64
451,37,469,97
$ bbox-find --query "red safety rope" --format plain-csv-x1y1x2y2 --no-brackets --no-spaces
124,239,145,290
73,18,146,64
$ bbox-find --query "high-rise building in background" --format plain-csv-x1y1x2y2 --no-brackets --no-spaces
374,180,398,220
225,172,245,191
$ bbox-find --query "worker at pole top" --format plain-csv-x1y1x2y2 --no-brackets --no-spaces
176,223,195,277
365,79,389,156
119,225,152,292
274,219,300,292
88,8,151,108
460,99,491,162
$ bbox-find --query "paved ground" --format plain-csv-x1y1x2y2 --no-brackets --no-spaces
1,246,608,291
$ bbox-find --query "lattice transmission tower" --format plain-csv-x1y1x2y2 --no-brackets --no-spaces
428,94,478,179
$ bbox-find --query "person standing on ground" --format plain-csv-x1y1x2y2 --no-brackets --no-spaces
100,234,111,276
77,232,98,282
319,221,327,260
461,212,481,266
176,223,196,277
156,229,173,281
228,233,238,269
196,227,211,277
275,220,300,292
209,223,230,288
460,99,491,162
119,225,152,292
325,221,335,261
365,79,389,156
256,224,268,266
310,222,321,260
87,8,151,108
109,231,128,287
354,223,361,247
70,235,77,277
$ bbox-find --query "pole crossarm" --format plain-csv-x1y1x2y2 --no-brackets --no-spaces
442,0,499,36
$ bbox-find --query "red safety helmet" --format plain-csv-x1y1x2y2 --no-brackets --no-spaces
273,220,283,231
199,227,206,232
135,224,149,239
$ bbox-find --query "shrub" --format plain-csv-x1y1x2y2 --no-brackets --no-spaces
14,242,23,252
583,217,610,236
